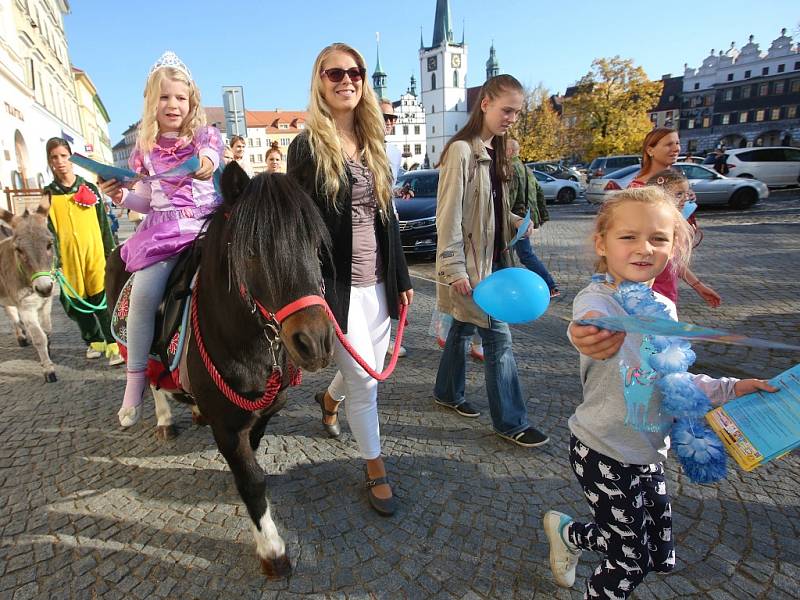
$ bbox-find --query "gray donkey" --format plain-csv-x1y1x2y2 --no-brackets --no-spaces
0,197,57,382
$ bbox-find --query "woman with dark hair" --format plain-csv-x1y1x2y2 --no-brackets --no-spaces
265,142,283,174
229,135,253,176
287,42,412,516
43,137,121,365
432,74,548,448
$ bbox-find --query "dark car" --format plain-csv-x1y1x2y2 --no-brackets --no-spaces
526,161,581,182
394,169,439,255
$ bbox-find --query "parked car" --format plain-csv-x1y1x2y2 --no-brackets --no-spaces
702,146,800,188
677,155,704,164
585,165,639,204
586,155,641,182
394,169,439,255
585,163,769,209
531,169,582,204
526,161,581,182
672,163,768,209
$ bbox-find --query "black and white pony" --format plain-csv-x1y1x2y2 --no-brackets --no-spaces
105,163,333,576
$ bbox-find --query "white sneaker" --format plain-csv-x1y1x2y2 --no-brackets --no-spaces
387,342,407,357
543,510,582,588
118,404,142,428
106,342,124,366
86,344,103,359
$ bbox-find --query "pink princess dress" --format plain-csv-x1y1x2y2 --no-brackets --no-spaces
121,126,224,272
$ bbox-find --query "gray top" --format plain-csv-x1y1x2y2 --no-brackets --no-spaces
568,281,739,465
347,157,383,287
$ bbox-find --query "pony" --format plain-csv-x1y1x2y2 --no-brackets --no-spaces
105,162,334,577
0,199,57,382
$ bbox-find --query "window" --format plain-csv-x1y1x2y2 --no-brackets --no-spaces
279,123,288,129
431,73,436,90
414,125,420,135
755,109,765,122
431,105,435,113
762,67,769,76
789,106,797,119
791,80,800,93
256,154,263,162
758,83,768,96
785,148,800,161
723,89,733,101
744,70,751,78
280,137,290,146
402,125,408,135
454,124,458,132
687,118,695,129
453,70,458,87
727,73,734,81
739,111,749,123
403,144,410,155
414,144,421,155
778,64,785,73
704,95,713,106
796,61,800,70
693,82,699,90
742,85,752,99
250,155,256,163
431,145,435,153
702,116,710,128
771,108,781,120
255,138,261,147
680,165,715,180
775,81,785,94
247,138,253,147
722,113,730,125
432,125,435,133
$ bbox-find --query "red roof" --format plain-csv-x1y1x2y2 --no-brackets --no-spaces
204,107,307,134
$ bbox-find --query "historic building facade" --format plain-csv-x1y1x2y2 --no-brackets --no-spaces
385,76,427,171
680,29,800,153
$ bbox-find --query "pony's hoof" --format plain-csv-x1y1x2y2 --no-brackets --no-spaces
260,554,292,579
43,371,57,383
118,405,142,428
192,412,209,427
155,424,177,441
17,337,29,347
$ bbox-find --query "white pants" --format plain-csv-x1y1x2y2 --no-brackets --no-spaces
328,282,390,460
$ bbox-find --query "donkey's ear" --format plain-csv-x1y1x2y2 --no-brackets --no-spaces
220,161,250,205
35,192,51,218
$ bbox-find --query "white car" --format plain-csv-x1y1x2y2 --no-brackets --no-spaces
702,146,800,188
530,170,583,204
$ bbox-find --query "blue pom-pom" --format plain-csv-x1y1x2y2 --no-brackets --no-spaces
615,282,671,320
671,419,727,483
651,341,697,374
658,373,711,417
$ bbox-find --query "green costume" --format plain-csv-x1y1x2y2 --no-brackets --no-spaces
508,157,549,228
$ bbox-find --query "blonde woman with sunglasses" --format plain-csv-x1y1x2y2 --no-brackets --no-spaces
287,43,413,516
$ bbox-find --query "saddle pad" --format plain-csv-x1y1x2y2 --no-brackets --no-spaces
111,273,192,373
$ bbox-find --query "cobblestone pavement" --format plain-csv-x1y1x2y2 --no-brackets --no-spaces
1,193,799,599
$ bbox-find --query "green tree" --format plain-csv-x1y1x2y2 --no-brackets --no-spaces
566,56,662,159
512,84,567,162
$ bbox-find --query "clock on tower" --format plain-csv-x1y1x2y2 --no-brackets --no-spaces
451,54,461,68
427,56,437,72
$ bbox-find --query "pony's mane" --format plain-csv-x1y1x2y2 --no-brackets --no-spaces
201,173,330,306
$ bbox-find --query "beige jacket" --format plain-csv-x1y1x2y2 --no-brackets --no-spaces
435,137,518,327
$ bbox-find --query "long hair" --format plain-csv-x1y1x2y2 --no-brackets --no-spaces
637,127,677,178
306,42,391,214
592,186,693,276
439,74,523,181
136,66,206,154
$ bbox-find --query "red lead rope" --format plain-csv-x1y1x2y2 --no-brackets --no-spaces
191,282,301,412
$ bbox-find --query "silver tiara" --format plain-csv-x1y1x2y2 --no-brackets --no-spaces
149,51,192,78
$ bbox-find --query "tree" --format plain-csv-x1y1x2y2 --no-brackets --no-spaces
512,84,567,162
565,56,662,159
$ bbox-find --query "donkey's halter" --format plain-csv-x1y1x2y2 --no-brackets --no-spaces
16,255,53,284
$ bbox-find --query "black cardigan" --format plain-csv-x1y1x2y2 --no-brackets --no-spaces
287,132,412,334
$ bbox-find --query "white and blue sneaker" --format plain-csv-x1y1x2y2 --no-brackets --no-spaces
544,510,582,588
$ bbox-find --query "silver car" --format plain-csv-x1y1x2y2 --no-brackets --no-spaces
585,165,639,204
531,170,583,204
672,163,769,209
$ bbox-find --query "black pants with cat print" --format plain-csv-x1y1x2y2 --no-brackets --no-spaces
567,435,675,599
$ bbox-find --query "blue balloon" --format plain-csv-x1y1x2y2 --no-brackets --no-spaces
473,268,550,324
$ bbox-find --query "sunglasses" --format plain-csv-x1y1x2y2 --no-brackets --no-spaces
320,67,366,83
383,113,398,122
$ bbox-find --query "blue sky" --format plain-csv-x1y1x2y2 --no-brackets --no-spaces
64,1,799,141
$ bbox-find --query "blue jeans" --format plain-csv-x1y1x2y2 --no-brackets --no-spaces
433,316,529,436
515,237,556,290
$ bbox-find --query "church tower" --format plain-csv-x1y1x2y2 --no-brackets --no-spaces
486,43,499,80
419,0,467,165
372,35,387,100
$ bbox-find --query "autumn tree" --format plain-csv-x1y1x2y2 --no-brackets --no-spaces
511,84,567,162
566,56,662,159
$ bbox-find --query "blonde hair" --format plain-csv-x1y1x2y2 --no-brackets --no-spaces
306,43,391,214
592,187,693,275
136,67,205,154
